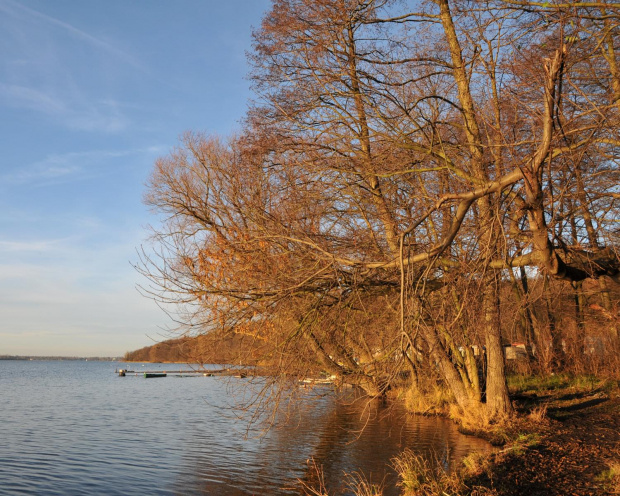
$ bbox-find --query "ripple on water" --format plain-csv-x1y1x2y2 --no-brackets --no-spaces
0,361,491,495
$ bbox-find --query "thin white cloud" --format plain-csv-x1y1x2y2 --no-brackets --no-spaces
0,1,151,133
0,239,66,253
64,98,130,133
2,163,81,185
2,146,165,185
0,83,66,113
0,159,81,186
0,0,145,72
0,82,131,132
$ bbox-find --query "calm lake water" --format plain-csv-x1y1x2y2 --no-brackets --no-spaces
0,360,490,495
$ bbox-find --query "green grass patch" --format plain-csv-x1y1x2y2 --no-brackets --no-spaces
507,373,611,395
595,461,620,493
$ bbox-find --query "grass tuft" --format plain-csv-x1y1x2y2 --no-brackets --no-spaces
298,458,384,496
461,451,490,478
595,461,620,494
344,471,384,496
508,433,542,455
448,403,494,432
527,404,548,423
298,458,329,496
392,448,464,496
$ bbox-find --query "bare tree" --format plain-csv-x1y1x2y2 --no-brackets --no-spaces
138,0,620,421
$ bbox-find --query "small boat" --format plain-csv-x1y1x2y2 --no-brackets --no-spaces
144,373,167,378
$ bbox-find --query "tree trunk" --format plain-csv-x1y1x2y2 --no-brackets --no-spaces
438,0,512,416
483,273,512,417
420,324,481,411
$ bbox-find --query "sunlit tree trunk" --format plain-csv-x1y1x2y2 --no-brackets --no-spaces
437,0,511,416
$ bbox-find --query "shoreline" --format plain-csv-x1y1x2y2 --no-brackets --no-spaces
459,378,620,496
119,365,620,494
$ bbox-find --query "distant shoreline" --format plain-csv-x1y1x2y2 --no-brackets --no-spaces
0,356,122,361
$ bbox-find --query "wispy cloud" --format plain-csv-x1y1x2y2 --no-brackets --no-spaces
0,0,145,71
0,83,130,132
1,154,82,186
0,239,67,253
0,0,151,132
1,146,166,186
0,83,65,113
0,161,80,186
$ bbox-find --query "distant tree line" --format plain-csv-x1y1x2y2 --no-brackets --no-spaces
0,356,120,361
137,0,620,419
124,338,191,363
124,334,264,365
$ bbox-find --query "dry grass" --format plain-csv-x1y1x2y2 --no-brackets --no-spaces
527,403,548,423
298,459,384,496
298,458,329,496
344,472,385,496
392,448,465,496
404,384,454,415
300,448,502,496
461,451,490,478
448,403,493,431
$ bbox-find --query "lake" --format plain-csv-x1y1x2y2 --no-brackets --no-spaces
0,360,490,495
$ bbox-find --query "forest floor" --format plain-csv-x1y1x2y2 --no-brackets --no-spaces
465,376,620,495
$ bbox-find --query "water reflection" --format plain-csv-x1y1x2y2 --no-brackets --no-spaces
176,389,490,495
0,362,490,496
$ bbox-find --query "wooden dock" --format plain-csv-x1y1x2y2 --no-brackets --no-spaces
116,368,251,377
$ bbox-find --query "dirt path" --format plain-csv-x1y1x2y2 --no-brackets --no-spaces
468,389,620,495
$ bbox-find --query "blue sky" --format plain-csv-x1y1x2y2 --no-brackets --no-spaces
0,0,271,356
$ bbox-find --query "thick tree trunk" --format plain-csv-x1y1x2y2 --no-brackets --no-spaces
483,273,512,417
438,0,512,416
